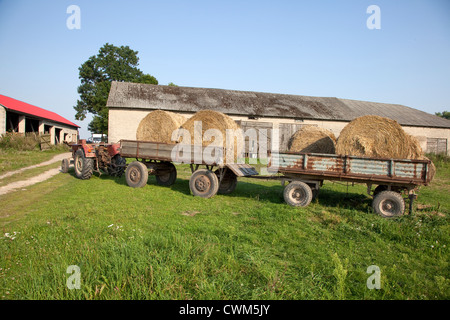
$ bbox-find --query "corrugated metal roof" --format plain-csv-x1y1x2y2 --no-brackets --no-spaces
106,81,450,129
0,94,80,128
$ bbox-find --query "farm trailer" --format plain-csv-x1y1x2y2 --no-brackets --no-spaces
63,139,433,218
62,139,258,197
267,152,433,218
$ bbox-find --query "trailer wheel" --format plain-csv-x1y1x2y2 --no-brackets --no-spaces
284,181,313,207
125,161,148,188
61,158,69,173
74,149,94,180
372,191,405,218
189,169,219,198
214,169,238,195
156,162,177,186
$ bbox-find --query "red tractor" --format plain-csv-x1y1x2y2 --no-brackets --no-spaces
61,139,126,179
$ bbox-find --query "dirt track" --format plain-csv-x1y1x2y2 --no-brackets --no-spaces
0,152,71,196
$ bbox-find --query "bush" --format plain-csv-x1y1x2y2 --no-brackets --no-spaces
0,132,40,151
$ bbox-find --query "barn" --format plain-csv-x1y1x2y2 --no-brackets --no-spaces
106,81,450,156
0,94,79,144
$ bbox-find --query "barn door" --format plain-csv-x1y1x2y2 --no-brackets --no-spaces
427,138,448,154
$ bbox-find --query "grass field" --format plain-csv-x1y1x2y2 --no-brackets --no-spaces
0,155,449,300
0,146,69,175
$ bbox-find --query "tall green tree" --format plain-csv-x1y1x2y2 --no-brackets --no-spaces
74,43,158,134
435,111,450,120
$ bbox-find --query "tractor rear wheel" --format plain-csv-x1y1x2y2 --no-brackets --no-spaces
74,149,94,180
109,155,126,177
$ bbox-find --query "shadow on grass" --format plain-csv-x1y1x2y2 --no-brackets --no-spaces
94,170,194,196
68,167,372,212
232,179,372,210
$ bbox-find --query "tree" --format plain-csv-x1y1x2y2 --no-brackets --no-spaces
435,111,450,120
74,43,158,134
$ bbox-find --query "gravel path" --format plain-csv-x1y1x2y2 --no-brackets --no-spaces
0,152,72,196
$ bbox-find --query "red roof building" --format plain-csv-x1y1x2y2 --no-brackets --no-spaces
0,94,79,144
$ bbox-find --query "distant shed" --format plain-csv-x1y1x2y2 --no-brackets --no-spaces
0,94,79,144
106,81,450,155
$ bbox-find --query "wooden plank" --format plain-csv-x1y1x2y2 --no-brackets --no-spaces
240,121,273,129
226,164,259,177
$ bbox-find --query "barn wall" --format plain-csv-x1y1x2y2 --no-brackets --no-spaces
109,108,450,155
109,109,159,143
109,108,347,152
37,119,78,144
402,126,450,155
0,106,78,143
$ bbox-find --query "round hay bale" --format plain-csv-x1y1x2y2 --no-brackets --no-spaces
335,115,420,159
406,134,424,159
178,110,244,163
288,125,337,154
136,110,186,144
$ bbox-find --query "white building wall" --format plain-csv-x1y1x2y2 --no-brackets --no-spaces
39,120,78,144
108,109,151,143
0,106,6,134
402,126,450,156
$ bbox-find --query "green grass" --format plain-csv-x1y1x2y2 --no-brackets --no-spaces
0,161,61,187
0,146,69,175
0,162,449,300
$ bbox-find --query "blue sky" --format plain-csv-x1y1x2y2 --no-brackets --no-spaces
0,0,449,139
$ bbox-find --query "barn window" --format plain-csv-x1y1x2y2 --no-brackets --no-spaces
426,138,447,154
